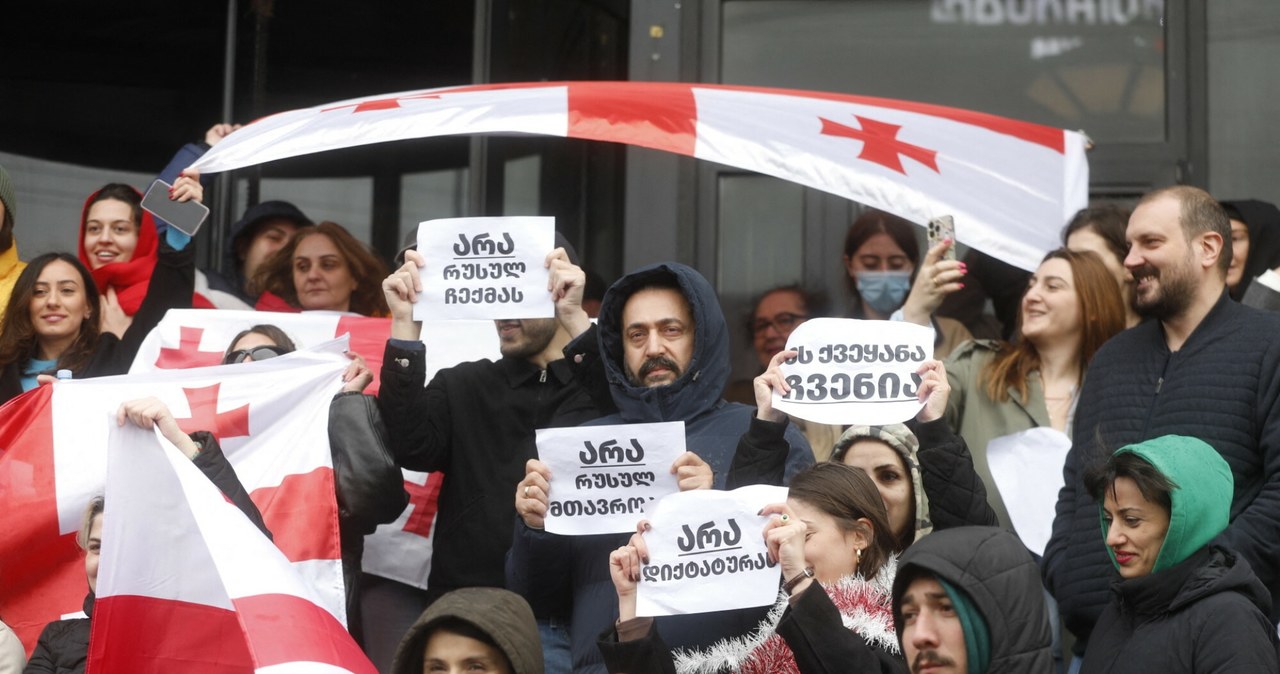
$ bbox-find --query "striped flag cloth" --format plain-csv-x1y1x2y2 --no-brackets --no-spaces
188,81,1089,271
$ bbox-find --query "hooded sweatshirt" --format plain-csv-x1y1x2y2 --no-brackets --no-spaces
892,527,1054,674
390,587,543,674
1080,435,1280,673
507,262,813,673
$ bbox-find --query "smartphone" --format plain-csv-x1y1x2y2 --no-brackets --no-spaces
141,179,209,237
927,215,956,262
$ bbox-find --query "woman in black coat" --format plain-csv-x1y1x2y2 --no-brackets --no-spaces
1080,435,1280,673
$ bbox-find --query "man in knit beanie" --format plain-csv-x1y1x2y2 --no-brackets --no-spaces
0,163,26,314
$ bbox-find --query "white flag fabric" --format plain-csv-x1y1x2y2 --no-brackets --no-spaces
91,419,376,673
129,309,502,591
188,81,1089,271
0,342,349,650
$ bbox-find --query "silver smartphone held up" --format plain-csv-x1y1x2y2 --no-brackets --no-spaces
927,215,956,262
141,179,210,237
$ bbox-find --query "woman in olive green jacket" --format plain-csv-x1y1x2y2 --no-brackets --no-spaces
942,249,1125,529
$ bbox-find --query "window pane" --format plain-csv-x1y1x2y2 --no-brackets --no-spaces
717,174,805,294
722,0,1167,143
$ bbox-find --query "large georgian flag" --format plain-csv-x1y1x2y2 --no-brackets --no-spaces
188,81,1089,271
90,414,376,673
129,309,500,591
0,343,349,652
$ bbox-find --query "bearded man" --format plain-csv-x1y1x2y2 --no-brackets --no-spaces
1044,186,1280,663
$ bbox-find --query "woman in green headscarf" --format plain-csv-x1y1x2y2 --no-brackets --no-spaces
1080,435,1279,673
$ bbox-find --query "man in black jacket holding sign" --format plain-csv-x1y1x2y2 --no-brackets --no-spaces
376,237,611,619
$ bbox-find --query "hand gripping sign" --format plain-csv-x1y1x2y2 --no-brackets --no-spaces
636,485,788,617
772,318,932,426
414,216,555,321
538,422,685,535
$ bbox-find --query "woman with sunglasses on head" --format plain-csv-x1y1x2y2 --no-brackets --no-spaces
221,325,405,645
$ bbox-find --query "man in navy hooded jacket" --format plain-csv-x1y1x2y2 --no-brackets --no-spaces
507,262,814,673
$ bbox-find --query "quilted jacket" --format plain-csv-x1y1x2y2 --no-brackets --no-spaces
1044,292,1280,652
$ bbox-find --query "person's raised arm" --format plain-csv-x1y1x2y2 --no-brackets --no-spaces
382,249,425,341
116,397,270,538
901,239,966,327
727,350,797,489
547,247,591,339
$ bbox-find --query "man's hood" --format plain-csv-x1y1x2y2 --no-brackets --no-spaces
597,262,731,423
892,527,1053,674
390,587,542,674
1107,435,1232,574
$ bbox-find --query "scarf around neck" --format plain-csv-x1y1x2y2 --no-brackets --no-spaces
672,556,899,674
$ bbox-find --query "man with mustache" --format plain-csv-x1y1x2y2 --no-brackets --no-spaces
893,527,1053,674
1044,186,1280,668
374,237,613,667
509,262,814,673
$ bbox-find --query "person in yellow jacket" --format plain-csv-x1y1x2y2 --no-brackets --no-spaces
0,163,26,319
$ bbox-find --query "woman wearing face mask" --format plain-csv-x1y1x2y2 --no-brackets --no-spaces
842,210,971,359
1080,435,1279,672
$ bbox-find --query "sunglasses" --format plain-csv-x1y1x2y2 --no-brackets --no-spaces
223,345,289,365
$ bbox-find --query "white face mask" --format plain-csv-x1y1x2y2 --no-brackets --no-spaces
855,270,912,314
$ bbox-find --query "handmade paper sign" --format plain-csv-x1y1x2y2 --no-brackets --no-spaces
414,216,555,321
636,485,788,617
986,426,1072,556
539,422,685,535
772,318,931,425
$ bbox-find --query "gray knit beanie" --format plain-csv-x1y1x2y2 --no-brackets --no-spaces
832,423,933,541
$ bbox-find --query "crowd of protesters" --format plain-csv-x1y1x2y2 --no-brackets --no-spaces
3,119,1280,674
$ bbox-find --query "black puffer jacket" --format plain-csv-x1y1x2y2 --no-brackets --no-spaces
1081,546,1279,673
22,595,91,674
1044,293,1280,649
892,527,1053,674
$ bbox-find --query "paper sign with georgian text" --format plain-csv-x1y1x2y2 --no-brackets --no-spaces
636,485,787,617
538,422,685,535
772,318,931,426
414,216,555,321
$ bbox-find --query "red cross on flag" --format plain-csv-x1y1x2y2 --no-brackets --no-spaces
90,414,375,673
189,81,1089,271
129,309,501,591
0,342,349,653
